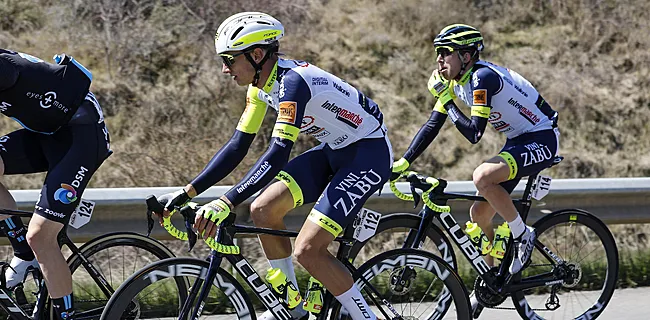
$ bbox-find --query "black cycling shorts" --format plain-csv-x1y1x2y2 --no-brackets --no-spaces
0,100,111,224
498,128,559,193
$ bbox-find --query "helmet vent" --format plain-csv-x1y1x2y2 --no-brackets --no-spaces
231,26,245,40
257,21,272,25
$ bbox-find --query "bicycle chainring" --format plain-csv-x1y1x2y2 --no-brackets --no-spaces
474,269,508,308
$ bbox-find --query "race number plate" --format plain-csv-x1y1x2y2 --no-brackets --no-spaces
353,208,381,242
532,175,552,201
69,199,95,229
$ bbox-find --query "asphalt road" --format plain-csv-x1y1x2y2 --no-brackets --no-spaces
201,287,645,319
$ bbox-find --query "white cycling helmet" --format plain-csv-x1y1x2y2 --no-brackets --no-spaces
215,12,284,54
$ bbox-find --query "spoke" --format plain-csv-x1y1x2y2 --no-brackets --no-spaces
574,245,603,266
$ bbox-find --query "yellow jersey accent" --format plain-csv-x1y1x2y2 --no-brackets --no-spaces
498,151,518,180
276,171,304,208
272,123,299,142
433,100,447,114
471,106,491,118
308,209,342,237
237,86,267,134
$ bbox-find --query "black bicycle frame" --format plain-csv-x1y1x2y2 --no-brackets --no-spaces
401,173,566,295
181,222,396,320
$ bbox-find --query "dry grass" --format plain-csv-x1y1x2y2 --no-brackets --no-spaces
1,0,649,190
1,0,649,285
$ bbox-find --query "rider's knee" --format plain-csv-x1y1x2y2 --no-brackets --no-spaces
473,167,489,190
26,229,53,253
250,197,281,226
294,240,318,270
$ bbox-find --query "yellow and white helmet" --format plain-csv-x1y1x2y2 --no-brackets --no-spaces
215,12,284,54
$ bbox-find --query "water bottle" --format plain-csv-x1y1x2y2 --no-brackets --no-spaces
464,221,492,255
266,268,302,309
303,276,324,314
490,222,511,259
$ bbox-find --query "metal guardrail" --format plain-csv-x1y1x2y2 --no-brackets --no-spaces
8,177,650,242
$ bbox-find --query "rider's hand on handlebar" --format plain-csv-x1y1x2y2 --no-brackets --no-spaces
195,198,232,239
391,158,410,182
156,189,192,225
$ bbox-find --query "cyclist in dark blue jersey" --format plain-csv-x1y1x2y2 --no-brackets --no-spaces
157,12,391,320
0,49,111,320
392,24,559,275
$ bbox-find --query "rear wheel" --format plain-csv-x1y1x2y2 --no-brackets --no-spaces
512,209,618,319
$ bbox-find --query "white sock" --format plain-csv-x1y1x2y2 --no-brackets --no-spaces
336,284,376,320
269,257,306,315
508,215,526,238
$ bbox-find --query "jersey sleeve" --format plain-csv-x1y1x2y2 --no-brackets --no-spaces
224,70,312,206
271,70,311,142
236,85,268,134
470,66,502,119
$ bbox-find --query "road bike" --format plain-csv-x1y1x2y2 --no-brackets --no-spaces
350,156,619,319
100,195,472,319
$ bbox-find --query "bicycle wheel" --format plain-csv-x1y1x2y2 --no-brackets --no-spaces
101,257,255,320
512,209,619,319
61,232,182,319
346,213,457,269
330,248,471,320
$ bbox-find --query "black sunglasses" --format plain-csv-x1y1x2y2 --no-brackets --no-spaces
219,51,248,68
435,47,454,57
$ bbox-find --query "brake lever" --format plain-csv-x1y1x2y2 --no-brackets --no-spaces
146,210,154,237
179,206,198,251
410,185,421,208
145,195,164,237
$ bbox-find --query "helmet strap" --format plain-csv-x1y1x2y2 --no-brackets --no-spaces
245,47,276,87
455,50,478,82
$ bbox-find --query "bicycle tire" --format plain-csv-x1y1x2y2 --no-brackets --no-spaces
57,232,184,319
100,257,255,320
512,209,619,319
329,248,471,320
347,213,457,269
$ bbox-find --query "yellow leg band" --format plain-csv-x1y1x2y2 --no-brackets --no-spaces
308,209,343,237
276,171,304,208
498,151,518,180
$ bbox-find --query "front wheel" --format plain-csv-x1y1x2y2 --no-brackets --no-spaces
512,209,619,319
100,257,255,320
331,248,471,320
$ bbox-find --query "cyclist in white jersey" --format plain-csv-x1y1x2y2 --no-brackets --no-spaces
156,12,391,320
392,24,560,278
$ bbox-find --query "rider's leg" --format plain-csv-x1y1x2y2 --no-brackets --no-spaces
250,181,296,260
296,215,376,320
472,157,527,237
26,216,73,310
251,144,333,315
295,137,391,320
0,131,43,286
469,200,495,266
250,180,307,316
